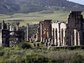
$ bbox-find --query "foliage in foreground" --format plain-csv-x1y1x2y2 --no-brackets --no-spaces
0,42,84,63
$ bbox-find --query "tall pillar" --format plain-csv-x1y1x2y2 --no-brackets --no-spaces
78,31,80,46
54,29,56,45
55,28,58,46
2,20,7,30
60,23,66,46
74,29,77,46
63,29,66,46
26,24,29,41
0,32,2,46
60,29,63,46
40,23,43,42
52,28,54,45
60,29,62,46
57,23,60,47
76,31,78,45
68,30,74,46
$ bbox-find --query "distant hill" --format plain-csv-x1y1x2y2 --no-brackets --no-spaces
0,0,84,14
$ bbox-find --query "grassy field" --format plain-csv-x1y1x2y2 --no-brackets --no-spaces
0,10,70,26
0,42,84,63
0,10,84,26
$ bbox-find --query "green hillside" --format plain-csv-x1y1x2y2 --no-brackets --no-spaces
0,0,84,14
0,10,84,26
0,10,69,25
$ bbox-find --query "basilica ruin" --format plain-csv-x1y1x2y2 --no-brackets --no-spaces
0,21,25,47
34,11,84,47
0,11,84,47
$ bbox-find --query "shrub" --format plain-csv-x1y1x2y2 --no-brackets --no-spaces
21,43,32,49
0,51,4,56
25,54,49,63
71,53,84,63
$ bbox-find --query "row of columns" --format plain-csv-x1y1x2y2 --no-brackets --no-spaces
26,22,81,47
52,22,66,47
52,22,81,47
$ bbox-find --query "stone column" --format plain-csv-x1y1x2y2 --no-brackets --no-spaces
0,32,2,46
2,21,4,29
63,29,66,46
60,28,66,46
26,24,29,41
60,29,62,46
55,28,57,46
54,29,57,45
60,29,64,46
78,31,80,46
74,29,77,46
57,23,60,47
40,23,43,42
52,28,54,45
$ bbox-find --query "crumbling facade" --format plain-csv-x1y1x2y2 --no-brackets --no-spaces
52,22,67,47
37,11,84,47
39,20,52,46
66,11,84,46
0,11,84,47
0,21,25,47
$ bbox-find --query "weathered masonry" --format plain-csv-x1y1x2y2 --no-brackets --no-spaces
37,11,84,47
39,20,52,46
0,11,84,47
0,21,25,47
52,22,66,47
66,11,84,46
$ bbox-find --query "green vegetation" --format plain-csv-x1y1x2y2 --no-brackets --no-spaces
0,10,84,63
1,0,84,14
0,42,84,63
0,10,84,26
0,10,70,26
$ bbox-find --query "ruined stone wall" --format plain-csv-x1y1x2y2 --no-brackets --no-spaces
52,22,66,46
39,20,52,45
66,11,84,46
0,21,25,47
2,30,10,47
